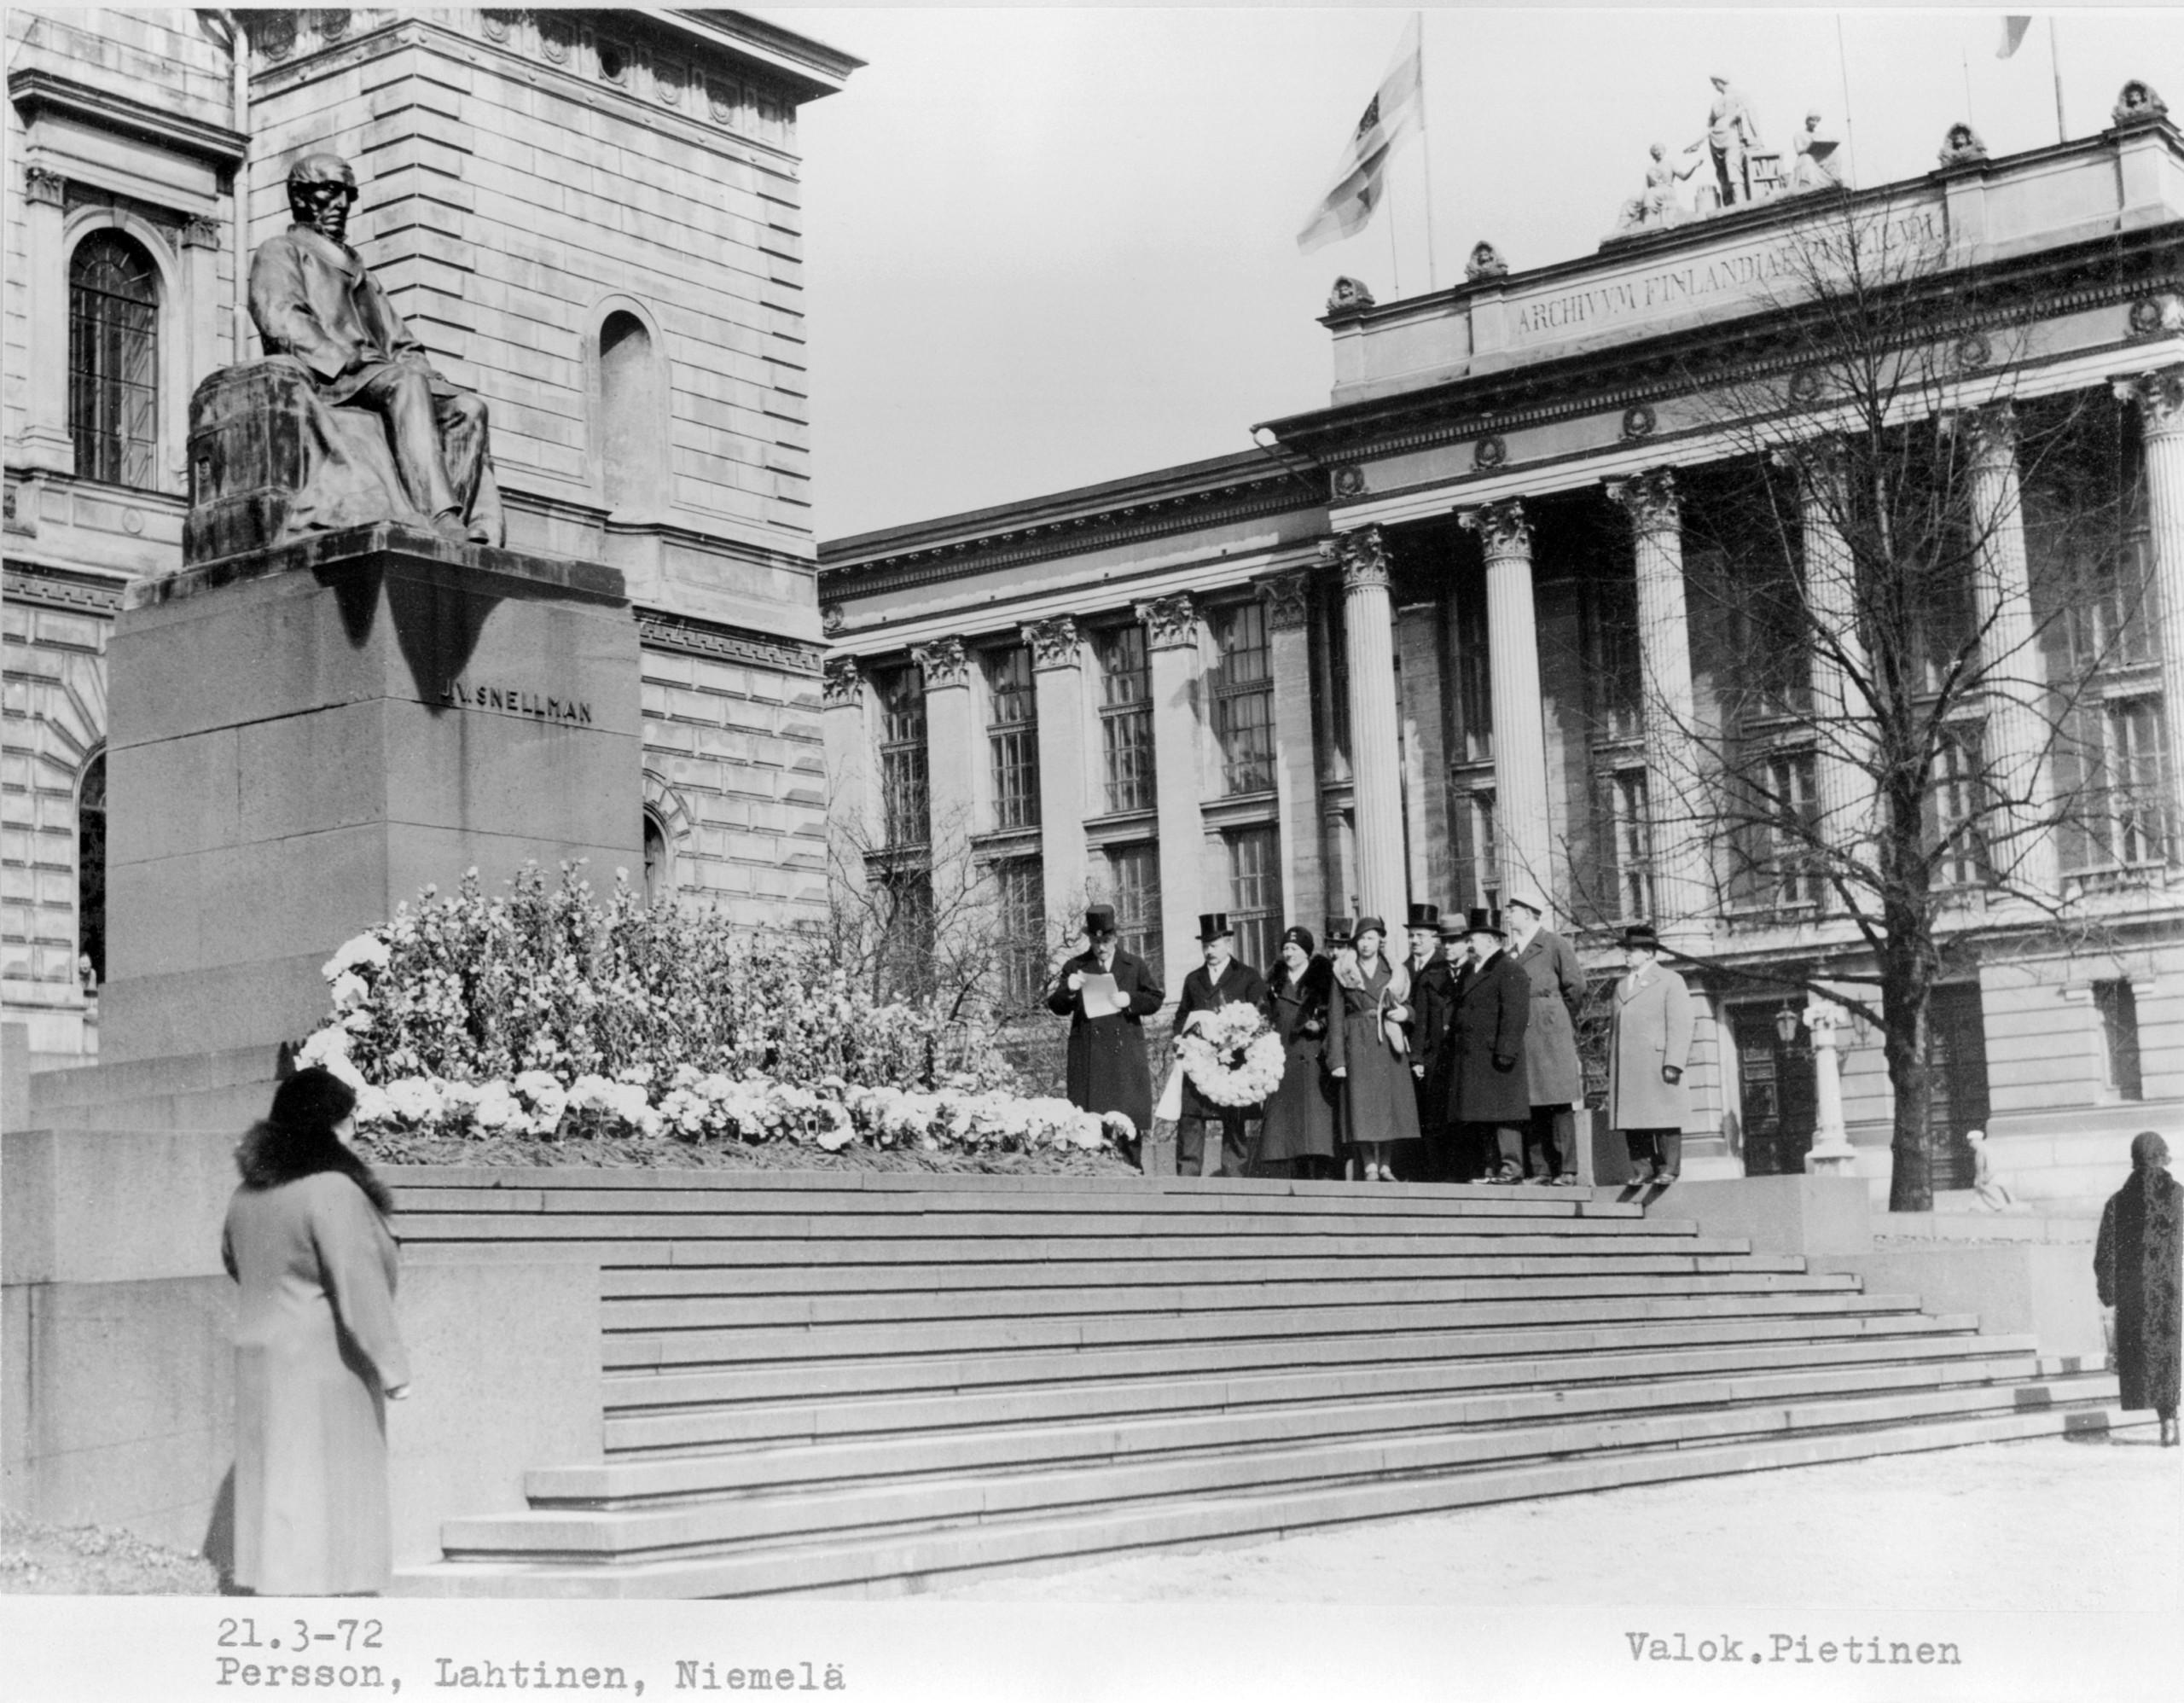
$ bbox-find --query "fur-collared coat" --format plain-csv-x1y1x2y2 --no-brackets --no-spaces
2095,1165,2182,1415
222,1132,410,1595
1323,950,1421,1147
1256,958,1339,1163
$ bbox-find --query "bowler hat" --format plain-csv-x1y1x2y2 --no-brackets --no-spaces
1281,924,1316,956
1619,922,1661,952
1405,903,1440,931
1196,912,1233,943
1353,914,1389,939
1083,904,1118,936
1464,906,1504,938
1323,915,1354,944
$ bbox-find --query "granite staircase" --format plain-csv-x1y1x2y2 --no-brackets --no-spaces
386,1171,2128,1599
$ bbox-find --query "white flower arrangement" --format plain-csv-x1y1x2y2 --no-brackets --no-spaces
1175,1003,1285,1108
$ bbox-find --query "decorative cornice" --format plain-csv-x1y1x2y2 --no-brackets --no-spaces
2115,366,2184,437
635,610,823,676
912,636,972,689
1022,615,1082,669
1334,526,1391,591
24,163,64,207
1,563,126,614
1135,593,1199,651
1459,499,1531,559
822,654,863,705
1255,570,1312,631
9,69,250,170
1606,468,1680,533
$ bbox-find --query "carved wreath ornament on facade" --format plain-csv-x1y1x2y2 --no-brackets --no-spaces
1472,435,1508,470
1621,404,1657,441
1332,465,1367,498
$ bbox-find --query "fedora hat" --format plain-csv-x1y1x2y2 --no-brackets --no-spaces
1437,910,1468,939
1463,906,1504,938
1196,912,1234,944
1619,922,1662,952
1405,902,1440,931
1083,904,1118,936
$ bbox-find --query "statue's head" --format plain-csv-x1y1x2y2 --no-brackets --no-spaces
287,153,358,241
1710,74,1728,91
1806,109,1823,130
1649,141,1666,160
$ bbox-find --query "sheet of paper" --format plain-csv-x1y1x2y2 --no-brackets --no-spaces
1079,972,1127,1018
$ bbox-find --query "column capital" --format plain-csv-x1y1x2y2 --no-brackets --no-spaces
1331,525,1392,590
180,214,222,251
1459,498,1531,561
1605,468,1680,534
1134,592,1199,650
1769,435,1846,488
1255,569,1313,630
24,164,64,207
1021,615,1081,669
1949,400,2018,466
822,654,863,706
911,636,972,689
2114,366,2184,439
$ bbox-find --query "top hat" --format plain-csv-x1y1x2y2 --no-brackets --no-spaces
1083,904,1119,936
1463,906,1504,938
1503,892,1545,919
1323,915,1354,944
1281,924,1316,956
1619,922,1662,952
1352,914,1389,939
1404,903,1441,931
1196,912,1234,944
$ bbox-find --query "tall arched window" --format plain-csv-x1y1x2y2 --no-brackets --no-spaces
78,751,107,990
642,807,672,905
69,231,160,490
598,309,665,515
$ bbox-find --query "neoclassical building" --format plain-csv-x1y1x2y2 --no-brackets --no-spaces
3,8,859,1061
820,95,2184,1202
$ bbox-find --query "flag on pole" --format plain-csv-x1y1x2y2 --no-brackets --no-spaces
1997,15,2033,57
1295,15,1424,254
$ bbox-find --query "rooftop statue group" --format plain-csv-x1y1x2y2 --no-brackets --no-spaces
206,151,505,549
1610,75,1841,239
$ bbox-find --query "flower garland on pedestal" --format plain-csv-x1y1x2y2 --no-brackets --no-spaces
1174,1003,1285,1108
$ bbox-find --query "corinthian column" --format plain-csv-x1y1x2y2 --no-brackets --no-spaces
2118,369,2184,812
1785,440,1876,852
1960,404,2056,895
1336,529,1408,921
1258,570,1327,928
1459,500,1554,909
1136,592,1204,988
1024,616,1089,931
912,636,978,919
1606,469,1709,931
20,165,74,471
821,655,871,904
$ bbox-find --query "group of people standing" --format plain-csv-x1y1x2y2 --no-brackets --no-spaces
1048,898,1697,1189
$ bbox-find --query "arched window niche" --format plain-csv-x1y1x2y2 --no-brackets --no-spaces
77,748,107,991
68,230,160,490
590,298,669,520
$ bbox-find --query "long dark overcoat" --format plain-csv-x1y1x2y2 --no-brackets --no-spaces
1048,946,1165,1141
1255,961,1339,1163
1176,957,1269,1119
1513,927,1586,1107
1324,952,1421,1147
2094,1165,2182,1415
223,1171,410,1595
1408,949,1459,1130
1445,947,1532,1125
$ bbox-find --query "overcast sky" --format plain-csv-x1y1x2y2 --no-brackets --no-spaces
779,6,2184,541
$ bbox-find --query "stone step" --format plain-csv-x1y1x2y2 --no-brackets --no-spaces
429,1375,2118,1563
602,1333,2040,1456
606,1290,1937,1371
602,1311,1987,1410
392,1400,2140,1598
26,1041,279,1109
544,1351,2051,1500
598,1268,1866,1334
587,1253,1807,1311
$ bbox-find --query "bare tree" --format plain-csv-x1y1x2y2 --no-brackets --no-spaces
1575,197,2156,1209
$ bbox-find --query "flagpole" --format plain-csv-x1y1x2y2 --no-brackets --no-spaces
1414,9,1441,291
2048,15,2067,142
1834,15,1858,187
1386,175,1403,299
1960,45,1977,131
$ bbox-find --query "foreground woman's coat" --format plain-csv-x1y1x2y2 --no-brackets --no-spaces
224,1171,410,1595
2095,1163,2182,1415
1323,951,1421,1148
1256,959,1339,1165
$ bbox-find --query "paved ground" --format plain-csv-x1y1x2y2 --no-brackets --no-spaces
926,1433,2182,1608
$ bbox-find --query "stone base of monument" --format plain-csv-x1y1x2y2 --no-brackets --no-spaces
99,520,642,1064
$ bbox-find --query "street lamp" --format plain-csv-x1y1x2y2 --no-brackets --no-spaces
1774,1002,1800,1044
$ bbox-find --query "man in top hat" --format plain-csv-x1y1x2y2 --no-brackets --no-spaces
1444,907,1532,1183
1403,904,1457,1181
1606,923,1694,1192
1048,905,1165,1167
1505,893,1588,1184
1173,913,1268,1177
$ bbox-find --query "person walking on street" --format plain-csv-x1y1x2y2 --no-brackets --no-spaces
1607,924,1693,1193
1506,894,1586,1184
1255,927,1340,1180
2094,1130,2181,1446
1326,916,1421,1181
1173,913,1268,1178
1048,904,1165,1165
1445,909,1531,1183
1404,904,1457,1182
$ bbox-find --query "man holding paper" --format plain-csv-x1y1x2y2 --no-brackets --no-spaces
1048,904,1165,1165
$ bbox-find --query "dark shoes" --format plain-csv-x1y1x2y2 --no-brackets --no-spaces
2161,1416,2180,1448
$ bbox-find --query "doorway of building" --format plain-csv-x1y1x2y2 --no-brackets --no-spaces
1732,1004,1817,1175
1924,982,1991,1191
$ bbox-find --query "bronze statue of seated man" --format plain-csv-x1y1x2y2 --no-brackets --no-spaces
247,152,502,546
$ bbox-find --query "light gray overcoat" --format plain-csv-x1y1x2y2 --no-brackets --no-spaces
1606,961,1695,1132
